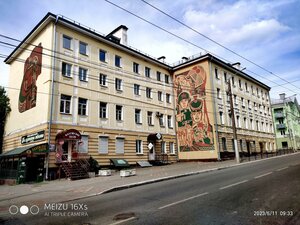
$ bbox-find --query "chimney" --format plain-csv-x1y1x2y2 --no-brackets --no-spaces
279,93,286,100
106,25,128,45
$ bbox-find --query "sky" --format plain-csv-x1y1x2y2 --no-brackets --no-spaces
0,0,299,100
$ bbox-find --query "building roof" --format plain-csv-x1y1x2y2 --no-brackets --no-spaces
4,12,271,90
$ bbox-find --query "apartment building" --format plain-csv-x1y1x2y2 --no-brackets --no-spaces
172,55,276,160
271,93,300,150
1,12,277,183
1,13,176,182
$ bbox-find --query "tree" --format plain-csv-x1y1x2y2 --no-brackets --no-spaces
0,86,11,154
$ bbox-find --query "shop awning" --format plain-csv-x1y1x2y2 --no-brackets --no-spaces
0,143,48,158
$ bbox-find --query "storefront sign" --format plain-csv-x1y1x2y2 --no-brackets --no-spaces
63,129,81,140
21,130,45,144
30,143,48,153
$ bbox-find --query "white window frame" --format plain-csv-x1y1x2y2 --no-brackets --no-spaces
145,67,151,78
99,73,107,86
169,142,175,155
63,35,72,50
115,78,123,91
161,141,166,154
167,115,173,128
62,62,72,77
79,67,88,82
147,111,153,126
78,98,88,116
115,55,122,67
159,114,165,127
116,105,123,121
60,94,72,114
146,87,152,98
158,91,163,101
135,109,142,124
133,62,139,74
99,102,107,119
79,41,88,55
136,140,143,154
134,84,140,95
99,49,107,63
166,93,171,103
219,112,224,125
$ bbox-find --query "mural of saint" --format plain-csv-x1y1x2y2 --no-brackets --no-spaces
175,65,214,151
19,43,43,113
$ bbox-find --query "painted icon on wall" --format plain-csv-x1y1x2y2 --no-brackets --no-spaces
175,65,214,151
19,43,43,113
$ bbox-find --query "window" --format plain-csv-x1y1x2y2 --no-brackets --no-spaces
62,62,72,77
281,130,286,136
282,141,288,148
239,79,242,89
248,100,251,109
79,41,87,55
256,120,259,131
161,141,166,154
145,67,151,78
215,68,219,79
158,91,163,101
136,140,143,154
115,78,123,91
146,87,152,98
159,114,165,127
99,49,106,62
147,111,153,126
250,119,253,130
98,136,108,154
234,95,237,104
133,62,139,74
166,93,171,103
78,135,88,153
79,67,87,81
116,138,124,154
228,114,232,126
99,73,107,86
99,102,107,119
222,138,227,151
134,84,140,95
167,115,173,128
217,88,221,99
236,116,240,128
63,35,72,49
224,72,227,82
168,142,174,155
244,117,248,129
245,82,248,91
165,74,169,84
232,76,235,86
60,94,71,114
157,71,161,81
78,98,87,116
116,105,123,121
241,97,245,107
219,112,224,124
251,85,254,94
115,55,121,67
135,109,142,124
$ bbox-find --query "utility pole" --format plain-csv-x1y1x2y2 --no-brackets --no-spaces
228,79,240,163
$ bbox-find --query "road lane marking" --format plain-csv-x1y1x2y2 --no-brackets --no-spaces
276,167,288,171
109,217,136,225
219,180,248,190
158,192,209,210
254,172,273,179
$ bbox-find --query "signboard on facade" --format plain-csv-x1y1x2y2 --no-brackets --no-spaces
21,130,45,144
63,129,81,140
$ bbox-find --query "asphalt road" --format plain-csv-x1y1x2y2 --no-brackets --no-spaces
2,154,300,225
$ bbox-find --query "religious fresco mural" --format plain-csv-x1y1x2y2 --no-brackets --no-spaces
175,65,214,151
19,43,43,113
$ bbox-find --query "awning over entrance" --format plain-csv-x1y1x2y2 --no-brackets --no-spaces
0,143,48,158
147,133,162,142
56,129,81,140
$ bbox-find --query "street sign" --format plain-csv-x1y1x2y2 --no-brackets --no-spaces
148,143,153,150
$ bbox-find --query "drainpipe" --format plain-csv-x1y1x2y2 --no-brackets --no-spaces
209,59,221,161
171,70,180,162
45,15,59,180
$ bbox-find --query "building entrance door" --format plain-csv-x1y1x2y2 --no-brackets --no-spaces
148,143,155,161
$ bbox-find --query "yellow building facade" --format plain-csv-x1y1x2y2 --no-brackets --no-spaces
1,13,276,182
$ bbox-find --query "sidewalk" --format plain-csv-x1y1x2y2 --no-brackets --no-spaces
1,152,296,217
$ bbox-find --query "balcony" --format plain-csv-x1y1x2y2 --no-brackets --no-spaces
274,112,285,118
276,124,286,129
